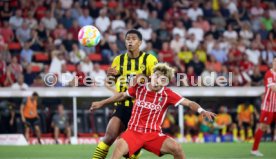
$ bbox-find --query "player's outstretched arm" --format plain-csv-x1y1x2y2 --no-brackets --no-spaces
89,92,128,111
181,99,216,121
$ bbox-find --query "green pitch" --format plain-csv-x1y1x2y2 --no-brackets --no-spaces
0,143,275,159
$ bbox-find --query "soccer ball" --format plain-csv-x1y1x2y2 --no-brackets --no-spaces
78,25,101,47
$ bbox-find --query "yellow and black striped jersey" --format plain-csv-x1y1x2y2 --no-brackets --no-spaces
111,52,158,107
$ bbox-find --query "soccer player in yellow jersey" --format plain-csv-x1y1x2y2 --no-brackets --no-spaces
91,29,158,159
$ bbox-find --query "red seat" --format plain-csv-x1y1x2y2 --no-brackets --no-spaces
31,65,41,73
34,53,49,62
100,65,109,71
89,53,102,62
8,42,21,50
66,64,76,72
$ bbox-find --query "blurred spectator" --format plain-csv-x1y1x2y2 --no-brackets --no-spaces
0,67,16,87
71,1,82,20
36,22,49,42
211,11,226,31
202,1,213,20
78,8,93,27
49,52,66,75
250,1,264,18
58,64,75,87
156,21,170,42
95,8,110,33
0,35,7,51
239,54,254,75
116,32,126,51
201,65,218,86
194,16,210,33
111,14,126,33
213,106,233,135
41,11,57,31
177,45,193,64
258,24,269,40
238,0,250,21
29,29,44,51
53,24,67,40
172,21,186,40
1,2,12,21
24,64,37,86
145,41,158,58
186,66,196,86
237,102,255,141
9,9,23,30
63,33,75,52
51,104,71,144
186,34,199,52
0,21,14,43
80,56,93,76
250,66,263,86
69,20,81,41
59,10,73,30
20,92,41,143
9,56,23,78
11,74,29,90
59,0,73,10
25,12,38,29
69,43,86,64
187,2,203,21
162,112,176,136
159,42,174,65
0,101,15,134
75,63,85,87
223,24,238,41
245,42,261,65
188,22,204,42
20,43,33,65
16,22,31,44
260,11,273,31
184,110,199,136
195,43,207,63
188,55,205,76
170,34,184,54
148,10,161,31
138,20,153,41
232,67,251,86
239,22,254,44
90,63,106,87
35,0,47,20
261,43,276,66
31,75,45,87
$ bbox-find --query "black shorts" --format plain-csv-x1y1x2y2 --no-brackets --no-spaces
25,117,40,128
112,104,132,127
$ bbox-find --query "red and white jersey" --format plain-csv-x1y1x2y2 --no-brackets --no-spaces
126,83,185,133
262,69,276,112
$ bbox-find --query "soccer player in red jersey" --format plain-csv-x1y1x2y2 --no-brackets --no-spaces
90,63,216,159
251,57,276,157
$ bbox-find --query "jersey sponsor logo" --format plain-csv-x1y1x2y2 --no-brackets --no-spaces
136,100,161,111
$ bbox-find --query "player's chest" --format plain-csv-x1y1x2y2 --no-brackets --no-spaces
136,92,167,110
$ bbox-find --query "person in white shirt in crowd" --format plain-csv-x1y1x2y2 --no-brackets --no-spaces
58,64,75,87
90,63,106,87
41,11,57,31
136,4,149,19
250,1,264,19
24,12,38,29
186,34,199,52
224,0,238,15
205,34,216,54
245,42,261,65
78,8,93,27
9,9,23,30
69,43,86,64
59,0,73,10
170,34,184,54
268,3,276,21
223,24,238,41
172,21,186,40
239,21,254,45
49,52,66,75
16,22,31,44
138,20,153,41
95,8,111,33
187,1,203,21
232,66,251,86
201,65,218,86
11,74,28,90
80,56,93,76
187,22,204,42
111,14,126,33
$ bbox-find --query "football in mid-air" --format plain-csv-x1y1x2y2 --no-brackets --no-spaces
78,25,101,47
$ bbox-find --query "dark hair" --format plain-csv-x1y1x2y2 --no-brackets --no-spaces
125,29,142,41
32,92,39,97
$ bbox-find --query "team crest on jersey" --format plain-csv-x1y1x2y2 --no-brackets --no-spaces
140,64,145,71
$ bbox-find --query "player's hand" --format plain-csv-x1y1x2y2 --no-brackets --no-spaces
90,101,104,111
201,111,216,122
107,66,118,76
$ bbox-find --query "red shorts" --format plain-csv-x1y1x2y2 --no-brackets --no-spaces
121,129,169,156
259,111,276,125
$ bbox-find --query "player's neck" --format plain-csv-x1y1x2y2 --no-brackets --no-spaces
128,50,140,58
148,83,162,92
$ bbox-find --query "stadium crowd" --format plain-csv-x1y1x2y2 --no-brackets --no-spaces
0,0,276,88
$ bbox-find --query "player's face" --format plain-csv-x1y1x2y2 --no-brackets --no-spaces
125,34,141,52
151,71,169,90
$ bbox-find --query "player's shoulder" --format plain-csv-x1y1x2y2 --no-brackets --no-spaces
163,87,181,96
145,53,158,61
113,53,126,60
265,69,273,77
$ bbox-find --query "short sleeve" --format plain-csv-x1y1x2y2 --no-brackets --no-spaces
249,105,254,113
126,84,138,98
237,105,242,113
111,55,121,74
146,54,158,76
167,89,185,107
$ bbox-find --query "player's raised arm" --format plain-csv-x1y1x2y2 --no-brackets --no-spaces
89,92,128,111
181,99,216,121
